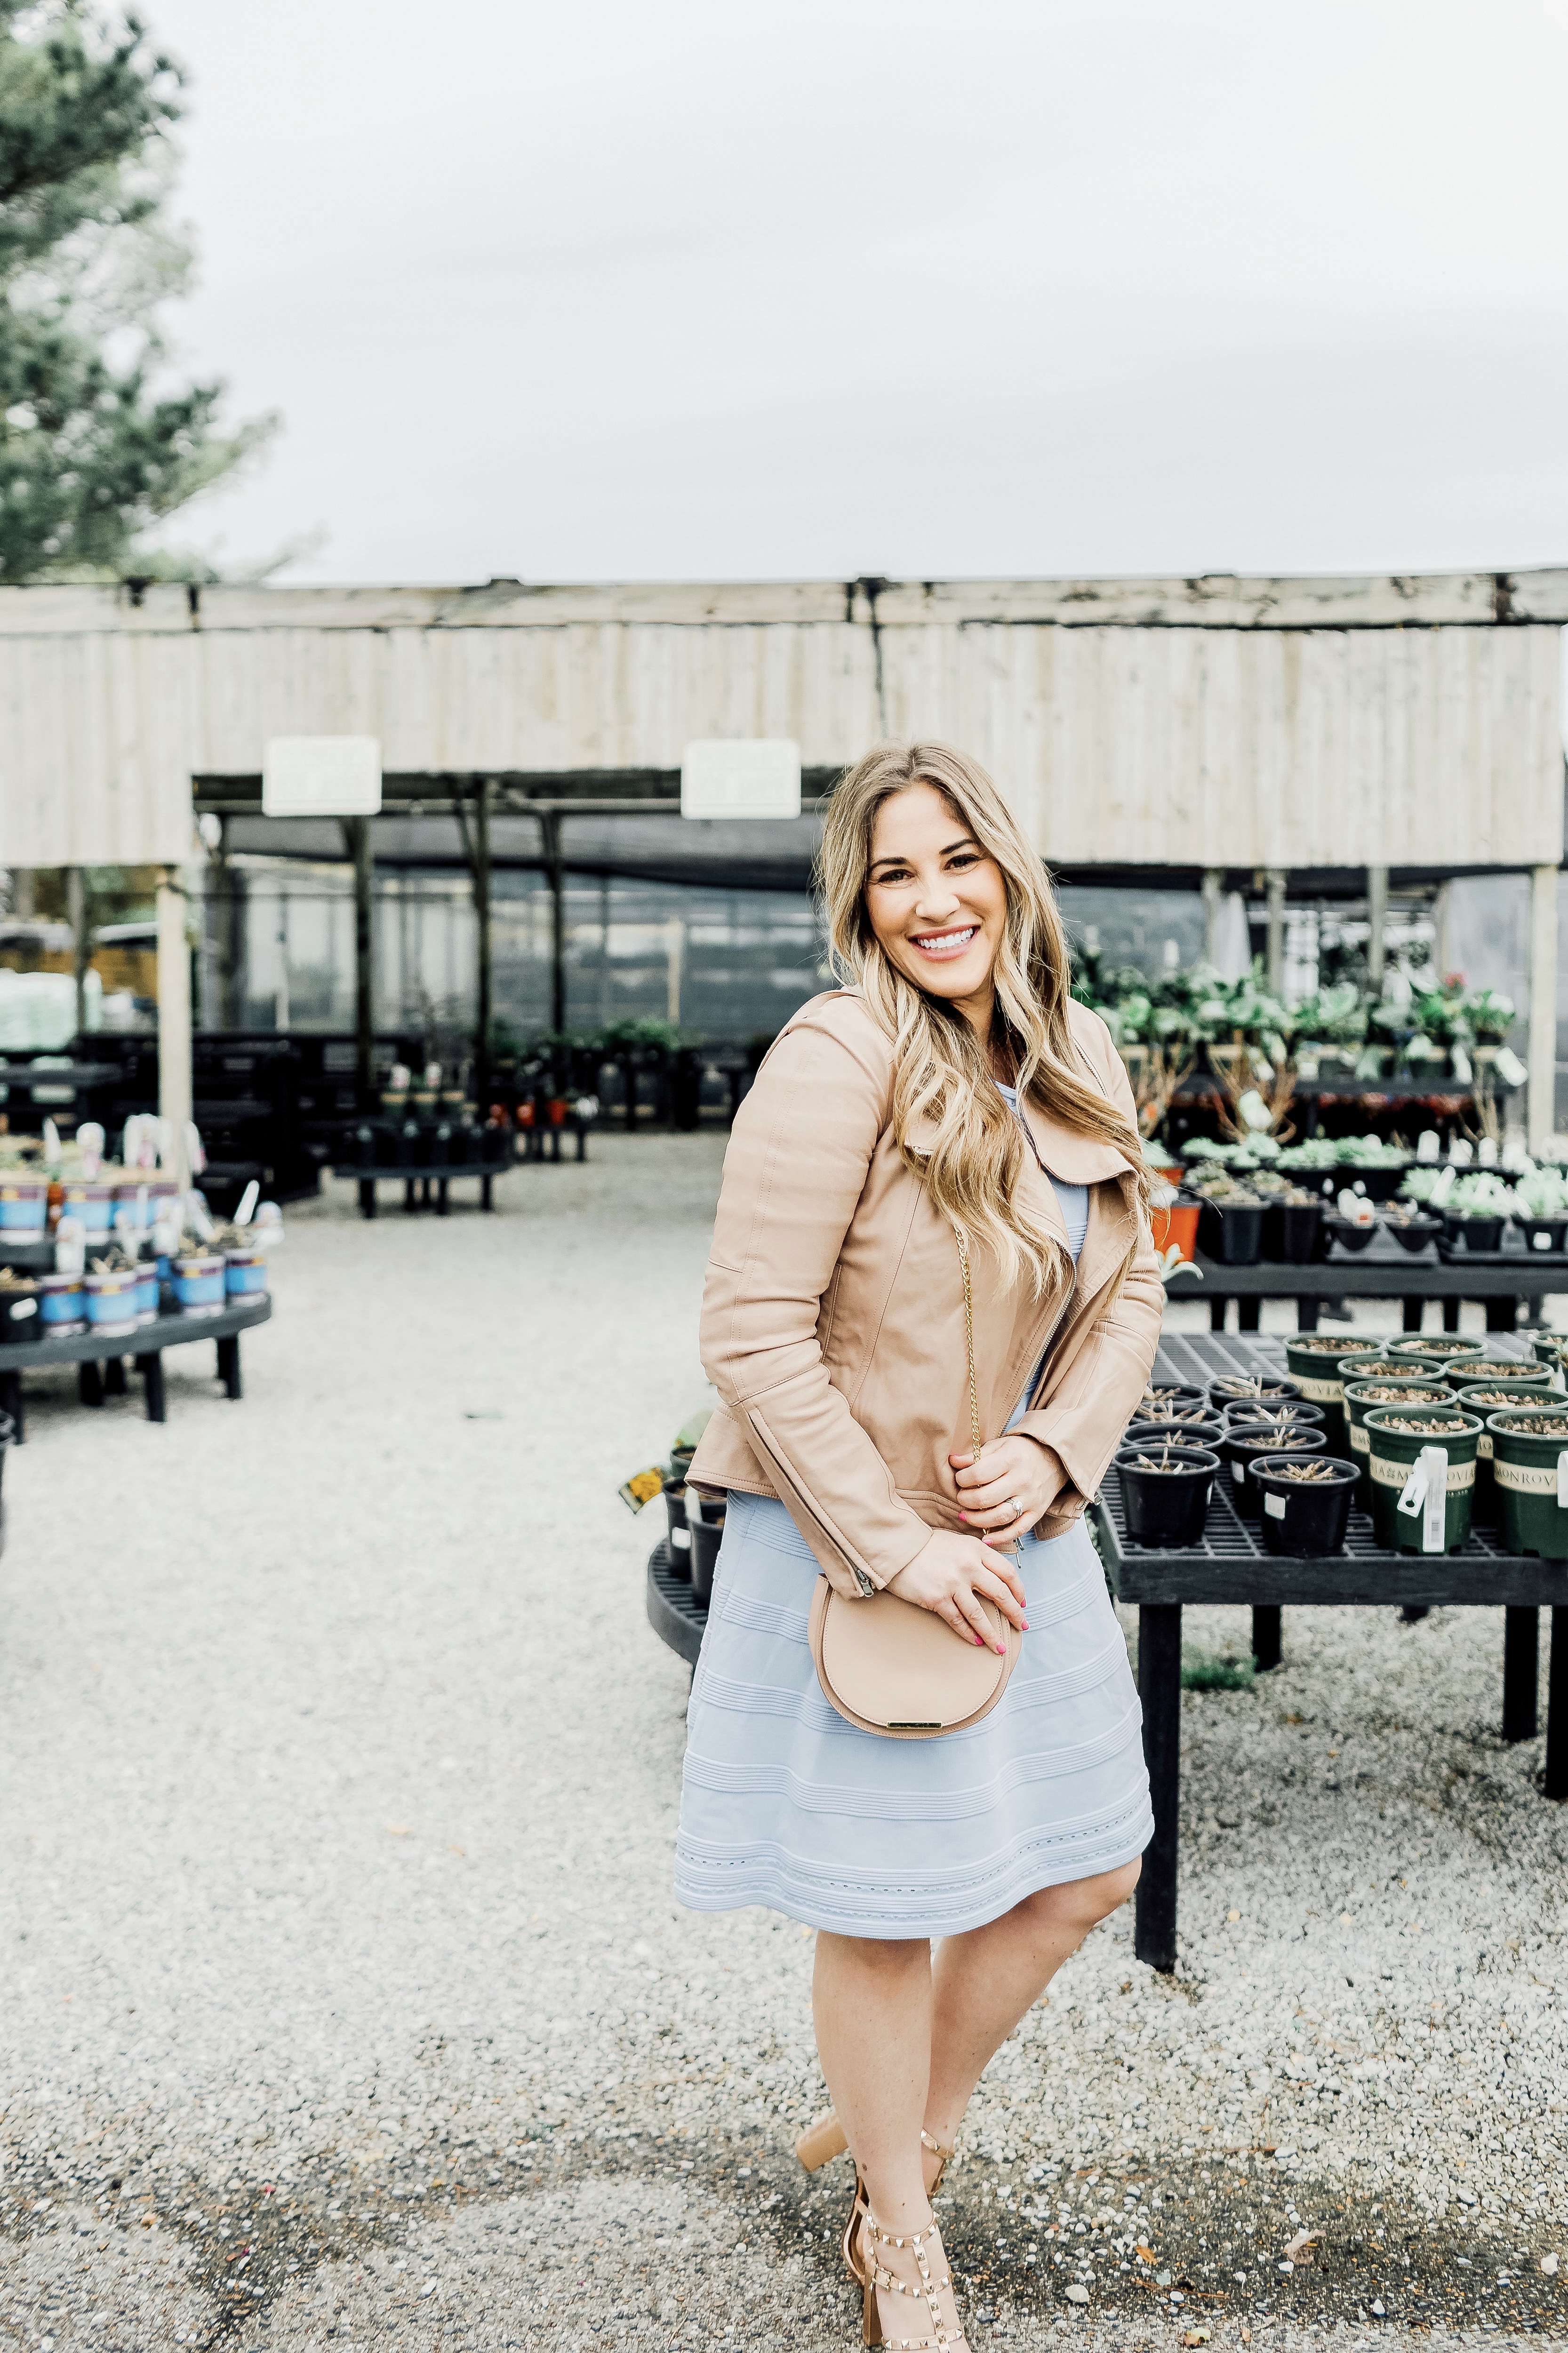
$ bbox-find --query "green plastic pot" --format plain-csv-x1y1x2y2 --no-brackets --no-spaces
1385,1335,1487,1369
1452,1383,1565,1523
1446,1359,1553,1398
1283,1335,1373,1454
1489,1408,1568,1559
1343,1379,1452,1508
1364,1403,1482,1554
1529,1335,1568,1385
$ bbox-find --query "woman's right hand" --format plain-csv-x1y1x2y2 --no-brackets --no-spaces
884,1530,1029,1655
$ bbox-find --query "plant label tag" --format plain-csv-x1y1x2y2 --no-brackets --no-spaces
1264,1491,1287,1520
1421,1446,1448,1552
1231,1458,1245,1486
1535,1230,1553,1251
1397,1465,1428,1517
1558,1451,1568,1510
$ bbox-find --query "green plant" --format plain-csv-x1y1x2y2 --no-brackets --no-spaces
0,1,274,582
1399,1166,1444,1203
1516,1167,1568,1219
1465,988,1516,1044
1181,1648,1256,1692
1448,1171,1516,1217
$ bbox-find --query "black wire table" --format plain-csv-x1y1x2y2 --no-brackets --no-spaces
1105,1333,1568,1975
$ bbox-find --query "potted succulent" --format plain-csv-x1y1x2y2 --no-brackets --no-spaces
1342,1377,1451,1506
1218,1422,1327,1518
1387,1333,1487,1368
1127,1408,1226,1452
1208,1371,1303,1412
1363,1403,1482,1552
1445,1170,1516,1253
1113,1440,1219,1546
1284,1334,1381,1452
1448,1381,1558,1522
1378,1199,1443,1254
1333,1133,1414,1203
1489,1406,1568,1558
1249,1454,1359,1556
1323,1189,1379,1255
1513,1166,1568,1255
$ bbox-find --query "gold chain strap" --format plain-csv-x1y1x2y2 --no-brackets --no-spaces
953,1225,983,1468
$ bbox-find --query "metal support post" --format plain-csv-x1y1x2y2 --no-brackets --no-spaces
1201,870,1223,967
67,865,89,1039
1366,866,1389,993
156,871,192,1187
475,779,492,1105
342,818,375,1110
1528,863,1559,1150
541,811,566,1035
1134,1604,1182,1972
1265,869,1287,996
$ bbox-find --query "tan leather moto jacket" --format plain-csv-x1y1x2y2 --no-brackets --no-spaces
687,990,1163,1599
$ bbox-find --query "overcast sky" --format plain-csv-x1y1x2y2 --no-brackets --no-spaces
145,0,1568,587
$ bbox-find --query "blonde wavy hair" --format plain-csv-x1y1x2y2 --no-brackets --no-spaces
818,739,1149,1296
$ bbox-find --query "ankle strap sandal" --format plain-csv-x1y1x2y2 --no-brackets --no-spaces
920,2129,956,2198
862,2214,969,2351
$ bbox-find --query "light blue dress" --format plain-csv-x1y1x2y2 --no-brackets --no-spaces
674,1103,1152,1939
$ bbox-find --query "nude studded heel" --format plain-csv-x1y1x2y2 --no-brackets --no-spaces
860,2212,969,2351
796,2109,849,2171
920,2129,956,2197
797,2109,956,2197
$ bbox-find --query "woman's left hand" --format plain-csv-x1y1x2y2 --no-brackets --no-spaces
950,1433,1067,1542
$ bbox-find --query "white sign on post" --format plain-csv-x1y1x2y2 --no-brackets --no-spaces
263,736,383,817
680,739,801,820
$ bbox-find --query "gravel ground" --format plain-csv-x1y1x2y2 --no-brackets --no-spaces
2,1134,1565,2353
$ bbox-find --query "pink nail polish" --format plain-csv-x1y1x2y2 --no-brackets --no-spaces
957,1511,968,1522
974,1634,983,1647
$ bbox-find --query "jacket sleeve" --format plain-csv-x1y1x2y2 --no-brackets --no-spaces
697,1014,938,1598
1010,1025,1163,1522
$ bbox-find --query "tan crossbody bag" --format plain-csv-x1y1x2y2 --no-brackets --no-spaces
808,1228,1024,1741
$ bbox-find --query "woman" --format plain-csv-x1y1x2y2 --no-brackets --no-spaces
676,741,1162,2349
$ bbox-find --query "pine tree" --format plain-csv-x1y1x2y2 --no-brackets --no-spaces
0,1,272,582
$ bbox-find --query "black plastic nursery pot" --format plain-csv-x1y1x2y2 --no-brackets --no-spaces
1323,1213,1376,1255
1516,1215,1568,1256
1113,1444,1219,1548
1382,1209,1444,1255
688,1508,726,1605
1127,1413,1226,1454
1343,1379,1451,1507
1456,1215,1505,1253
0,1281,42,1343
1196,1200,1265,1266
1249,1455,1359,1557
1490,1408,1568,1559
1277,1200,1323,1264
663,1482,692,1578
1364,1405,1481,1553
1450,1384,1559,1523
1208,1372,1303,1415
1218,1425,1327,1518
